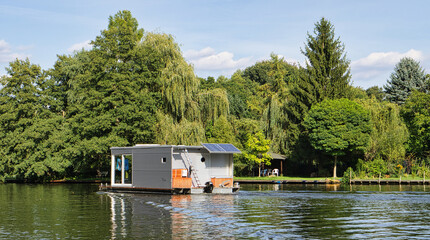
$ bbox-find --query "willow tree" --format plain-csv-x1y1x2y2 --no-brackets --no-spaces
262,54,299,156
358,98,408,163
140,32,202,145
154,111,205,145
142,32,235,145
220,70,259,119
198,88,229,126
141,33,200,121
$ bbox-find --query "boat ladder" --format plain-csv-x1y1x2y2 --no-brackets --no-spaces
183,149,202,187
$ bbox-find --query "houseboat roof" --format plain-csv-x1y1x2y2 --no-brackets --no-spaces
111,143,241,154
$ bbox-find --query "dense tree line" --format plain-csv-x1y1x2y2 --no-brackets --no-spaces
1,11,429,181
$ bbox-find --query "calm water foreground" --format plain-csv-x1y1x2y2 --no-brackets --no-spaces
1,184,430,239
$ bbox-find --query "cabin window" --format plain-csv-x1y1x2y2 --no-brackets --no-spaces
201,157,206,163
161,157,167,163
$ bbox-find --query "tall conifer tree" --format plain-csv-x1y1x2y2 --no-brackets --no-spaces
301,17,351,102
384,57,427,105
288,17,351,126
286,18,351,172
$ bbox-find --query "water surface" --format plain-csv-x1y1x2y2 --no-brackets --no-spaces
1,183,430,239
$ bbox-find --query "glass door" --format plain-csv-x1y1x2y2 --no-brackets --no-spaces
113,154,132,186
114,156,122,184
124,155,132,184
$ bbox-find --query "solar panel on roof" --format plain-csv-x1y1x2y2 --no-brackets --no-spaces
202,143,224,152
218,144,241,153
202,143,241,154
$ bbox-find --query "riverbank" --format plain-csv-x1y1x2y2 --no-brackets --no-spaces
234,176,430,185
4,177,429,185
3,178,109,184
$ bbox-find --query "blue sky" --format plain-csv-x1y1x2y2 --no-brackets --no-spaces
1,0,430,89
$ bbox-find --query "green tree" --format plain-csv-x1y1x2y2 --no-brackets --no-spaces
347,86,368,100
205,116,236,144
262,54,300,156
217,70,259,119
0,59,70,181
358,98,408,163
142,32,200,122
243,59,272,85
366,86,384,101
59,10,158,174
285,18,351,171
384,57,427,105
243,53,299,86
301,17,351,101
198,88,229,127
154,112,205,145
243,131,272,177
304,98,371,178
401,91,430,159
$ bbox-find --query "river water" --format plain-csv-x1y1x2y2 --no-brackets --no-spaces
1,183,430,239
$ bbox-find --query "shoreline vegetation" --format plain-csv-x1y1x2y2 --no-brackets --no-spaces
1,11,429,183
235,176,428,182
4,176,429,185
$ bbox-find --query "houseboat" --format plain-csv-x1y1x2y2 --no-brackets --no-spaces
101,143,241,194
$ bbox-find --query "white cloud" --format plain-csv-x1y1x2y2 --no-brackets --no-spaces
67,40,92,53
351,49,425,88
352,49,423,69
272,54,302,66
0,40,10,54
0,39,30,63
184,47,253,71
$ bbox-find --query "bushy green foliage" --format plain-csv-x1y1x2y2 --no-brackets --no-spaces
356,158,387,178
261,55,300,157
358,98,408,162
243,131,272,177
0,59,70,180
304,98,372,177
60,11,159,173
198,88,229,126
205,116,236,145
154,111,206,145
401,91,430,159
304,99,371,156
341,167,356,184
366,86,384,101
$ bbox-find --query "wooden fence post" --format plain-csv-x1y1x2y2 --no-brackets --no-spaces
378,172,381,185
349,170,352,185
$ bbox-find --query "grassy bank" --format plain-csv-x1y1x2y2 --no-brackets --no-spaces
234,176,427,181
234,176,339,181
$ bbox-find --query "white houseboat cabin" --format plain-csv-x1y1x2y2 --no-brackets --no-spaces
103,143,241,194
